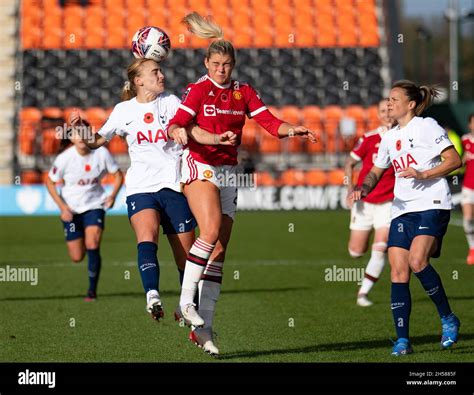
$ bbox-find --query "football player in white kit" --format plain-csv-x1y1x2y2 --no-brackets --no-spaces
351,80,462,356
344,98,395,307
70,58,237,320
45,122,124,301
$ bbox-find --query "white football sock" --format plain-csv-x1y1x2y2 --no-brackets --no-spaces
180,238,215,307
463,218,474,248
146,289,159,304
198,261,223,329
358,245,386,295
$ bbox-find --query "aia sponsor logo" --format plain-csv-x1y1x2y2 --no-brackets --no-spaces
137,129,168,144
393,153,418,172
78,177,99,186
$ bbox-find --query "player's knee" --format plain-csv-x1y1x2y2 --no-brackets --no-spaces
372,241,387,253
348,247,365,258
408,254,427,272
85,239,100,250
390,265,409,282
70,253,84,263
199,228,220,245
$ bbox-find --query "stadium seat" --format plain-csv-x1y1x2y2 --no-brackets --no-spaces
108,135,128,154
42,107,63,119
255,171,277,187
83,108,106,132
85,5,105,49
327,168,346,185
345,105,367,136
280,169,306,186
366,105,380,130
42,127,61,155
63,5,84,49
21,170,42,184
242,118,260,152
148,0,169,30
305,169,328,186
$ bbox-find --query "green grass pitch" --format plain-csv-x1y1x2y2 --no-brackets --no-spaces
0,210,472,362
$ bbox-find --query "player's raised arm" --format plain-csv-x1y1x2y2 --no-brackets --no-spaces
69,110,107,149
351,165,386,201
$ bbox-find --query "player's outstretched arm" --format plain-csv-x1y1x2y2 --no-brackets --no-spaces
69,111,107,149
278,123,318,143
350,165,385,201
104,170,124,209
170,124,238,146
45,176,73,222
398,146,462,180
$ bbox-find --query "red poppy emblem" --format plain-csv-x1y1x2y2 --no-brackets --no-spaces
396,140,401,151
144,113,154,124
85,164,91,172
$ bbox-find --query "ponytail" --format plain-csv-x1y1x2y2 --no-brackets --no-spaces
182,12,236,64
392,80,440,116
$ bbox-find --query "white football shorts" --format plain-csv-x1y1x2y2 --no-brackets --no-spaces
350,200,392,231
181,149,238,220
462,186,474,205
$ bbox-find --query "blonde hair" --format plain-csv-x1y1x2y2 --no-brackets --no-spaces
182,12,236,64
392,80,440,116
121,58,155,101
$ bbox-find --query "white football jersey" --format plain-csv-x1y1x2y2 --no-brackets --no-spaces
97,92,182,196
49,146,119,214
374,116,454,219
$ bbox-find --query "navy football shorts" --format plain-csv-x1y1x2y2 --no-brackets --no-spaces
62,208,105,241
126,188,196,234
387,209,450,258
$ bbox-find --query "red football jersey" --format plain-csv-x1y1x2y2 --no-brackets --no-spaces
351,127,395,203
462,134,474,189
168,75,284,166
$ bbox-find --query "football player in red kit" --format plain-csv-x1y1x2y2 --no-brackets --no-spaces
167,12,317,356
461,113,474,264
344,99,395,306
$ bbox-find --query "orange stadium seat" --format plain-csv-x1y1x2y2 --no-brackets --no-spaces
302,106,322,130
259,132,282,154
209,1,230,38
167,0,189,48
63,5,84,49
21,1,42,50
42,107,63,119
327,168,345,185
294,1,316,47
148,0,169,30
281,106,302,125
21,107,42,123
41,9,63,49
366,105,380,130
42,128,61,155
345,105,367,136
85,5,105,48
273,0,293,47
252,0,273,47
305,169,328,186
21,170,42,184
101,173,115,185
280,169,306,186
255,171,277,187
85,107,108,131
315,0,333,14
126,1,147,42
108,135,128,154
231,12,252,47
241,118,260,151
316,14,337,47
